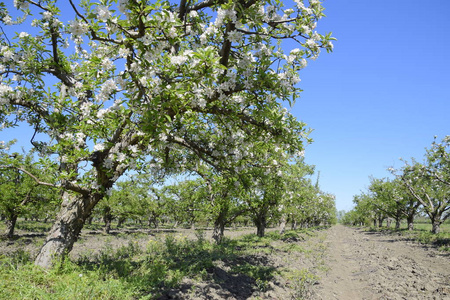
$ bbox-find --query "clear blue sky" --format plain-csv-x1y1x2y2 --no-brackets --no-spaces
296,0,450,211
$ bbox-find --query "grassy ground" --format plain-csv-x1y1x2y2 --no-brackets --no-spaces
0,220,327,299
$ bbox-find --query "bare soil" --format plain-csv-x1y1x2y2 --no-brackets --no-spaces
1,224,449,299
315,225,450,300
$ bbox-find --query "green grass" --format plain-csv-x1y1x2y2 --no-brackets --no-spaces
0,226,324,299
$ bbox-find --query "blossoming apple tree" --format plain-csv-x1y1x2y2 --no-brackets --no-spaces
0,0,334,267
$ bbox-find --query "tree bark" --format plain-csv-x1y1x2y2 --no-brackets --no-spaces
4,214,18,239
407,214,414,231
395,218,401,229
279,214,287,235
291,219,298,230
254,214,266,237
378,216,384,227
103,207,113,234
212,209,229,243
212,220,225,243
117,216,126,228
34,191,100,268
431,220,441,234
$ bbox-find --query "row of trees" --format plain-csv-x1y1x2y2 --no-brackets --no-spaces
1,142,336,243
97,159,336,242
0,0,335,268
343,136,450,234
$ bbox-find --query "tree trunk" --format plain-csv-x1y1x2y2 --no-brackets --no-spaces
395,218,401,230
291,219,298,230
34,191,99,268
431,220,441,234
117,216,126,228
378,216,384,227
4,214,18,239
279,214,287,235
212,220,225,243
386,218,392,228
407,214,414,231
254,214,266,237
103,206,113,234
212,210,227,243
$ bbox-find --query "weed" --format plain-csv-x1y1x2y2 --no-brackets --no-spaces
283,268,319,299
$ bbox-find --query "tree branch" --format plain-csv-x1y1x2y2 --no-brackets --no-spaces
0,165,57,189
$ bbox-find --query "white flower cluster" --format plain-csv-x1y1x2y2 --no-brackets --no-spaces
14,0,29,10
118,0,130,14
68,19,89,36
95,5,112,22
215,8,237,26
0,84,12,105
97,79,117,101
1,46,15,62
227,30,243,43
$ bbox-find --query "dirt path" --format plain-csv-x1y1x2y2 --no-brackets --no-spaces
315,225,450,300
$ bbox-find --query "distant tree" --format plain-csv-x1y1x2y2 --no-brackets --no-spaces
390,136,450,234
0,145,58,238
369,176,421,230
398,161,449,234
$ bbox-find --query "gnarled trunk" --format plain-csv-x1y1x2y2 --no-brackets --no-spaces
34,191,100,268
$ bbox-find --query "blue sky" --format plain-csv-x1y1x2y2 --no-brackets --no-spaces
296,0,450,211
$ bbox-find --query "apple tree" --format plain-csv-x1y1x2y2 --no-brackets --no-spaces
0,0,334,267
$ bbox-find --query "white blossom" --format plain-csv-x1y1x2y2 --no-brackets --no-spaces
305,39,316,48
103,157,113,169
170,55,188,65
1,47,14,61
68,19,89,36
301,25,312,35
42,11,53,20
14,0,29,9
118,47,130,58
118,0,129,13
96,108,109,119
117,153,127,162
128,144,138,153
2,16,12,25
227,30,243,43
94,143,105,151
19,32,30,38
101,58,114,70
0,84,12,105
95,5,112,21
